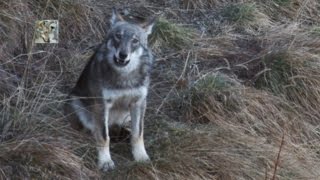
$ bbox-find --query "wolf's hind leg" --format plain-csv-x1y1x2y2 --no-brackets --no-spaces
69,97,95,132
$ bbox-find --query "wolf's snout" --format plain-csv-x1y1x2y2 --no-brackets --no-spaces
119,52,128,60
114,55,129,66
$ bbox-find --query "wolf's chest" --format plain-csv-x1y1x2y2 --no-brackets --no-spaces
102,86,147,109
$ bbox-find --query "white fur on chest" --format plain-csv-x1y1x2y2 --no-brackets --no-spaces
102,86,148,101
102,86,148,126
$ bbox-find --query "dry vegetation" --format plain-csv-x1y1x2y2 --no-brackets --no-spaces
1,0,320,179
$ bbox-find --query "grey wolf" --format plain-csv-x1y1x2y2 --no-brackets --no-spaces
65,8,155,171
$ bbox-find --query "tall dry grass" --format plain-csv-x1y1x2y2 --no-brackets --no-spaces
1,0,320,179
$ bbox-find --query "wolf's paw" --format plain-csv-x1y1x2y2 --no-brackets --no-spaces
98,147,115,171
133,147,150,162
98,159,115,172
134,153,150,162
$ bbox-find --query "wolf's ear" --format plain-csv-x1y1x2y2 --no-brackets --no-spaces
142,17,157,36
110,8,124,26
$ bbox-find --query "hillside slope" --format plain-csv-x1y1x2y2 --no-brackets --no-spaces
1,0,320,179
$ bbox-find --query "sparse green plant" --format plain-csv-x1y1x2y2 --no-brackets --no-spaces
191,73,242,100
149,18,195,50
310,27,320,36
174,73,243,123
195,73,234,92
193,73,239,101
181,0,217,9
255,53,293,95
273,0,291,6
222,3,256,25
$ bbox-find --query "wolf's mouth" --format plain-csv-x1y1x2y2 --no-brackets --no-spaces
113,55,129,66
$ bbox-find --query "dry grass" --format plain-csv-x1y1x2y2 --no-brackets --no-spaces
1,0,320,179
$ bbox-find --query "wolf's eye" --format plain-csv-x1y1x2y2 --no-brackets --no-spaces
132,38,139,44
115,33,121,39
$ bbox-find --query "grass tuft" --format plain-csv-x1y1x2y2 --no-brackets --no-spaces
222,3,256,25
194,73,239,92
273,0,291,6
255,52,293,95
149,18,195,50
181,0,219,9
310,27,320,36
174,73,243,123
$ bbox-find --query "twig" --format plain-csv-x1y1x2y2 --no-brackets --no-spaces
271,133,285,180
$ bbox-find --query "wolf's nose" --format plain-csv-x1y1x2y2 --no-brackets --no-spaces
119,52,128,60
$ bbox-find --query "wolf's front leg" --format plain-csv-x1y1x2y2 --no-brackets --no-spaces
94,101,115,171
130,99,150,162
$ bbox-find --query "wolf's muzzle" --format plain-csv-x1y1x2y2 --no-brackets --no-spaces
113,55,129,66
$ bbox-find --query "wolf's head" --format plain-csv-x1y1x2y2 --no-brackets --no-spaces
104,9,155,71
